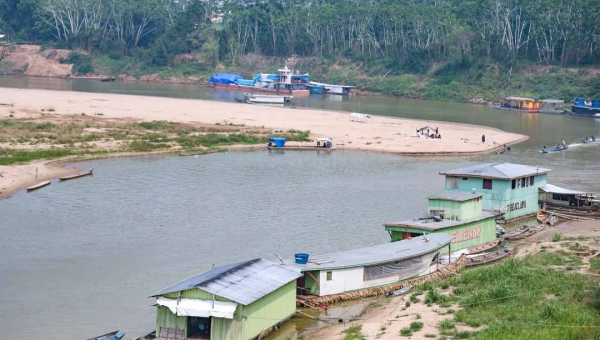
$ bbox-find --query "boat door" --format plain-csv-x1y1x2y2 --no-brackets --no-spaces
297,275,307,295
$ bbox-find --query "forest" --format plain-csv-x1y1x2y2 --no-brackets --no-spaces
2,0,600,100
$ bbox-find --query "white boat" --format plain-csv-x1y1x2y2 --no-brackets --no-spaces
243,93,292,104
309,81,355,95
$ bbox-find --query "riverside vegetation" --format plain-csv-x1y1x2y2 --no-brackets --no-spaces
3,0,600,102
0,116,311,165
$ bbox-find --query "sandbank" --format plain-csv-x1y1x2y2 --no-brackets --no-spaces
0,88,527,198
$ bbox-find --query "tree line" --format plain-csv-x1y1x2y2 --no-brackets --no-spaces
1,0,600,72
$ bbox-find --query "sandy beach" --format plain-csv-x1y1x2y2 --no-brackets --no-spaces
0,88,527,198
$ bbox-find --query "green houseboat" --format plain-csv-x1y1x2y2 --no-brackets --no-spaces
384,192,502,252
439,163,551,222
150,259,301,340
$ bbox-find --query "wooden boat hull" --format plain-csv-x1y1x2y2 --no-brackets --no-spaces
505,226,543,241
268,146,336,151
466,248,514,267
27,180,50,192
544,204,600,216
59,169,93,181
245,94,292,104
87,330,125,340
468,239,500,254
537,211,547,224
503,225,530,239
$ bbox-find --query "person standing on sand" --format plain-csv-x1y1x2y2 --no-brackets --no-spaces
482,135,486,143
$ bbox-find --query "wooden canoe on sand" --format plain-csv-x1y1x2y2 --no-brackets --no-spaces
468,239,500,254
466,248,514,267
503,225,530,239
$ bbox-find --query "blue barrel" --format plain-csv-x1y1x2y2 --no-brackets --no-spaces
592,99,600,108
295,253,309,264
574,97,586,106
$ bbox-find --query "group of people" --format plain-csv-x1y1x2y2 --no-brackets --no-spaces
543,139,567,150
417,127,441,139
584,136,597,142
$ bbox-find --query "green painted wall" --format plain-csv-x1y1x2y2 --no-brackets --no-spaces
386,216,497,251
445,174,547,220
156,282,296,340
156,306,187,337
428,198,482,221
304,271,320,296
242,280,297,339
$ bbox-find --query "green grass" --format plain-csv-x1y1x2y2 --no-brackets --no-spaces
590,256,600,273
342,325,366,340
0,148,75,165
553,233,563,242
399,328,412,337
445,254,600,339
438,319,455,330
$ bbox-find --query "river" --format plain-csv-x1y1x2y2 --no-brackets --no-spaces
0,76,599,339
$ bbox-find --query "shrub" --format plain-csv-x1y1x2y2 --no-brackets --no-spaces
438,319,455,330
553,233,563,242
410,321,424,331
342,325,365,340
399,328,412,336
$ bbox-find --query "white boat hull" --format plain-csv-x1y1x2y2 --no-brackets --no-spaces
309,82,354,95
245,94,292,104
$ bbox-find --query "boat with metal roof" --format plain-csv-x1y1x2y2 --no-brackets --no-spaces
283,233,452,298
492,96,541,112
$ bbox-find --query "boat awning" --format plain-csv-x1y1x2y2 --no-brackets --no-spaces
156,297,238,319
539,184,586,195
541,99,564,104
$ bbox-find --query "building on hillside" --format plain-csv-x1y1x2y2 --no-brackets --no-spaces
439,163,551,222
384,192,501,252
150,258,301,340
284,233,452,297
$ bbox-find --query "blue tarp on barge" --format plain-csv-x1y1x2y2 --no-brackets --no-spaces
209,73,243,85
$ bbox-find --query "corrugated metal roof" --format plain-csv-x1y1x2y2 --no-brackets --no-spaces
150,259,302,305
502,96,537,102
428,192,483,202
539,184,586,195
385,210,502,231
440,163,551,180
283,233,452,271
541,99,564,104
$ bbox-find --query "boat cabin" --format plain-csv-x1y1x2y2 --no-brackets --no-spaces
497,96,541,112
440,163,551,222
150,259,301,340
384,192,502,251
539,184,597,209
540,99,565,114
268,137,286,148
284,233,452,297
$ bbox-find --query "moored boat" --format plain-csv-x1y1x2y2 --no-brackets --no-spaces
540,99,566,114
492,96,541,112
308,81,355,95
537,211,547,225
468,239,500,254
26,180,50,192
386,285,413,297
581,136,597,144
505,225,543,241
466,247,514,267
244,93,292,104
571,97,600,117
306,84,329,94
87,330,125,340
503,225,530,239
59,168,93,181
267,137,335,151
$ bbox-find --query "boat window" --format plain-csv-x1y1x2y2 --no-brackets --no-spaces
530,176,534,186
326,271,332,281
521,178,526,188
462,177,469,181
446,177,459,189
511,180,516,190
483,179,493,190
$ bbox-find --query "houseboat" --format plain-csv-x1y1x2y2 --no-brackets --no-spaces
493,96,541,112
284,233,452,298
150,259,301,340
540,99,566,114
539,184,599,215
384,192,502,252
209,61,310,95
306,84,329,94
571,97,600,117
440,163,551,222
308,81,355,95
267,137,335,151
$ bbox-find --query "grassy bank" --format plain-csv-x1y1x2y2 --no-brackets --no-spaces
0,117,311,165
410,251,600,339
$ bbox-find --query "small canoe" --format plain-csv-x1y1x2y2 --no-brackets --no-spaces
503,225,530,239
59,168,93,181
466,248,514,267
505,225,544,241
386,285,413,297
537,211,547,224
267,146,336,151
548,214,559,226
27,180,51,192
542,145,568,153
468,239,500,254
582,138,597,144
87,330,125,340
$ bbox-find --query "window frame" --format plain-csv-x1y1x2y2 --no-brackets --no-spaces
483,179,493,190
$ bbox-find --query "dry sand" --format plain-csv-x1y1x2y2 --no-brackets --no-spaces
0,88,527,198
